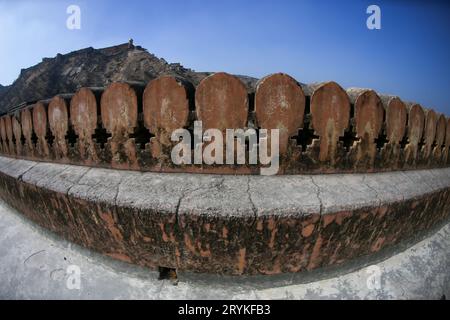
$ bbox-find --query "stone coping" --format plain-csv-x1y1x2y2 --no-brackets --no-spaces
1,156,449,216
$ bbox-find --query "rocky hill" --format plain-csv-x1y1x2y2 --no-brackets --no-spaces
0,84,8,97
0,42,257,114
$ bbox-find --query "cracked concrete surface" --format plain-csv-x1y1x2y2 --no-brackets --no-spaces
309,176,323,214
0,199,448,299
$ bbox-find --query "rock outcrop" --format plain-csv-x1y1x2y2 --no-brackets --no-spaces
0,85,8,98
0,42,257,114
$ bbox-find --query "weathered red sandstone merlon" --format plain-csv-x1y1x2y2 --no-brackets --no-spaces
445,118,450,164
20,108,33,158
382,96,407,168
70,88,100,165
101,82,139,169
48,95,70,161
405,104,425,166
195,72,248,131
310,82,350,164
255,73,305,154
384,97,407,145
422,109,437,163
347,88,384,169
32,101,50,158
434,114,447,164
143,76,191,157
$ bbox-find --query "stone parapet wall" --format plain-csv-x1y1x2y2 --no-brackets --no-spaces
1,73,449,174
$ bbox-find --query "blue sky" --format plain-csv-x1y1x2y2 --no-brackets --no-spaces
1,0,449,114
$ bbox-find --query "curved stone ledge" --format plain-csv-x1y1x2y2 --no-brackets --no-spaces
0,155,449,275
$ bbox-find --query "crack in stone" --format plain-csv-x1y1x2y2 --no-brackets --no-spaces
174,194,184,226
362,174,382,206
388,173,407,202
114,172,140,209
67,170,124,205
113,182,121,207
174,181,215,225
23,249,46,265
246,176,258,227
309,176,323,215
110,173,127,207
17,163,38,182
66,167,92,196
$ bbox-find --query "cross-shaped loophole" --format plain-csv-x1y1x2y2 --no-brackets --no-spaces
292,122,319,152
92,126,111,149
338,125,360,152
375,132,389,151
